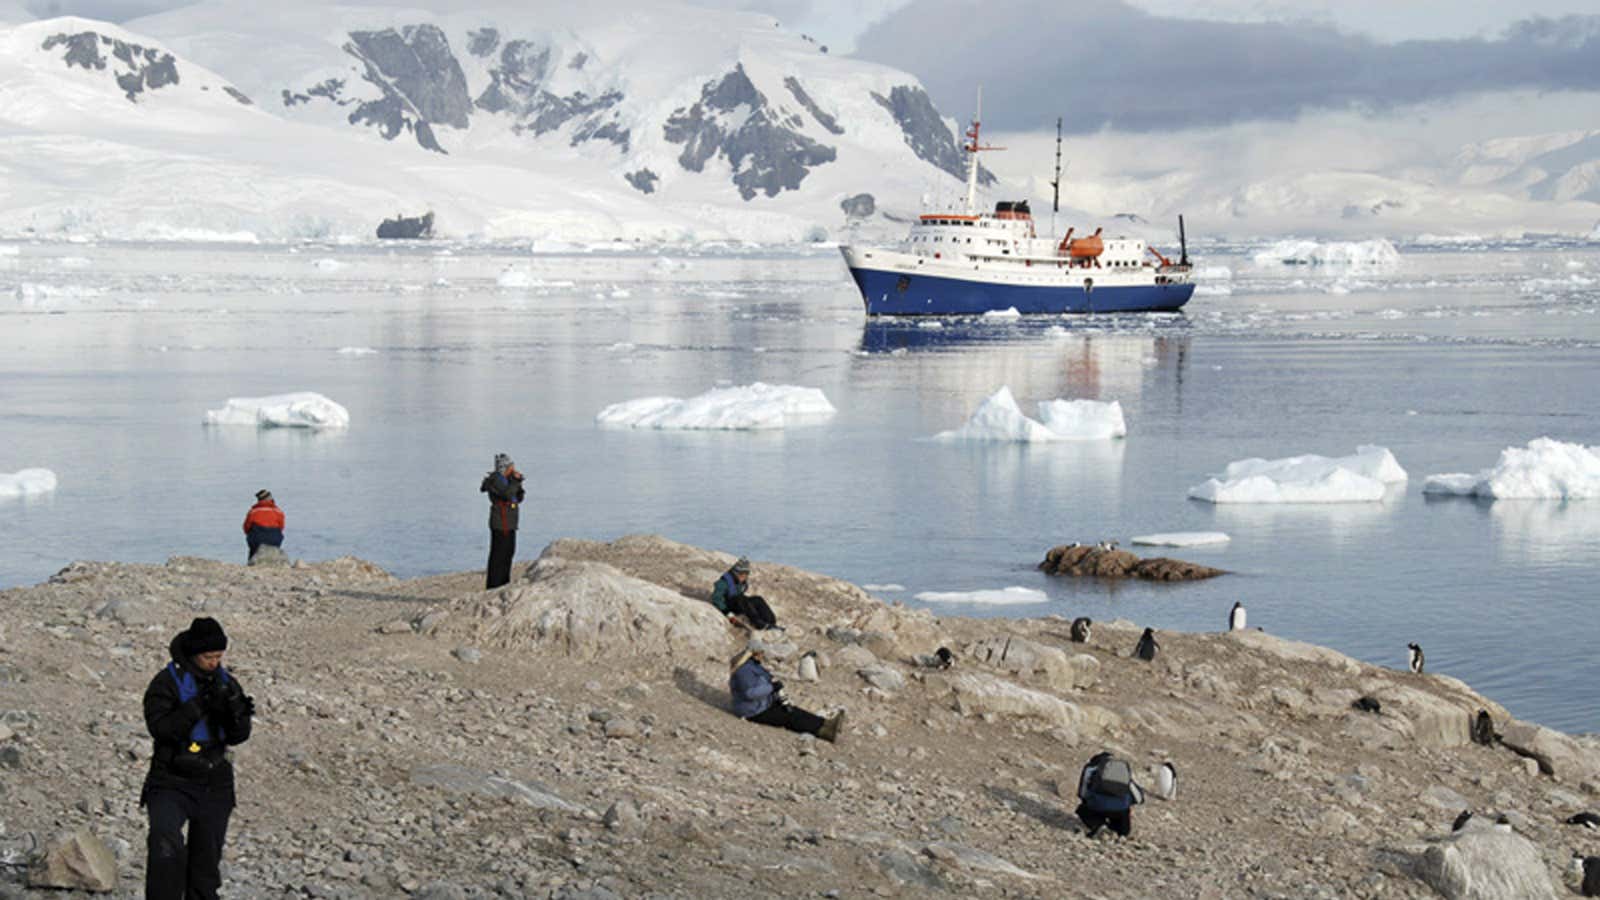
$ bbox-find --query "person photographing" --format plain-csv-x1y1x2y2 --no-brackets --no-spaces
481,452,527,589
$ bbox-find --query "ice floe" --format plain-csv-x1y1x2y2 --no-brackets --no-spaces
202,392,351,429
1253,239,1400,267
336,346,377,356
1423,438,1600,500
1130,532,1231,547
312,258,345,271
1188,445,1407,504
863,584,906,592
981,307,1022,319
913,587,1049,605
595,383,835,430
934,387,1126,443
0,468,57,498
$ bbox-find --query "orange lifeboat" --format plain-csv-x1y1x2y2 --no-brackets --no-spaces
1066,226,1104,260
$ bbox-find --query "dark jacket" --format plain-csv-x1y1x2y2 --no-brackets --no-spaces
142,636,253,794
729,658,776,719
481,471,526,531
709,570,746,614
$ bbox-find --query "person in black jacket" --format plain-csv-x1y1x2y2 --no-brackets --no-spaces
142,617,255,900
481,452,527,589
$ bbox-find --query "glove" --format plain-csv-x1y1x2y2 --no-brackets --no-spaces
229,692,256,720
201,678,230,717
770,680,784,693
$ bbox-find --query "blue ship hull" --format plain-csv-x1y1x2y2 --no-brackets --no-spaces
847,265,1194,316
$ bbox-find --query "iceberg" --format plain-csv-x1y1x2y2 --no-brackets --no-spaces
1423,438,1600,500
595,383,836,431
981,307,1021,319
0,468,57,498
863,584,906,592
336,346,377,356
1189,445,1407,504
202,392,351,429
1130,532,1231,547
913,587,1049,605
1253,239,1400,267
934,387,1126,443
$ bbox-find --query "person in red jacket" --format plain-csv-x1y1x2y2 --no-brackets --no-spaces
241,490,285,561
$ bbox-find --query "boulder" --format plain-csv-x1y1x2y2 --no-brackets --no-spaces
247,545,289,568
1039,544,1224,581
858,664,905,693
1375,685,1475,748
964,636,1098,691
429,555,726,659
27,829,116,892
946,673,1117,732
1415,828,1557,899
833,644,878,670
1501,722,1600,780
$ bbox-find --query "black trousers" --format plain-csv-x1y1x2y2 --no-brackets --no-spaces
1075,802,1132,837
730,593,777,630
486,529,516,589
146,782,234,900
748,702,824,736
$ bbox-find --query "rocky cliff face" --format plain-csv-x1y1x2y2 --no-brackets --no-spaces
873,85,994,186
41,30,191,103
663,65,837,200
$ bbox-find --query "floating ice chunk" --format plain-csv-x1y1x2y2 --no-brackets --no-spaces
0,468,57,498
1422,438,1600,500
312,258,345,271
203,392,351,429
0,245,19,256
982,307,1022,319
1130,532,1231,547
608,342,636,352
1196,265,1232,280
1188,445,1406,504
13,283,102,308
497,267,533,288
596,383,835,431
336,346,377,356
863,584,906,592
1194,284,1232,297
935,388,1126,442
1590,220,1600,240
1253,239,1400,267
913,586,1049,605
1037,398,1127,440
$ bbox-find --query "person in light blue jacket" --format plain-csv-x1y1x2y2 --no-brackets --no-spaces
729,646,843,742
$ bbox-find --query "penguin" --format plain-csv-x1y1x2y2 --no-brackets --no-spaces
934,646,954,670
1154,761,1177,801
1565,812,1600,829
797,651,820,682
1351,696,1382,714
1471,709,1495,746
1134,627,1159,662
1228,601,1247,632
1407,642,1425,674
1070,617,1092,644
1583,856,1600,898
1452,809,1473,832
1107,540,1119,550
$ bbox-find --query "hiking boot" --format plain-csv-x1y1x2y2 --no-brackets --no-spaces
817,710,845,743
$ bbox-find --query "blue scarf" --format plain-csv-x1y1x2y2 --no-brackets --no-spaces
167,662,229,744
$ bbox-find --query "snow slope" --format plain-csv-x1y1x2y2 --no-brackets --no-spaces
0,3,991,242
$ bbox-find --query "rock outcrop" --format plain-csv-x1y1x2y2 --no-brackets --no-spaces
1039,544,1225,581
27,829,116,892
1416,828,1558,899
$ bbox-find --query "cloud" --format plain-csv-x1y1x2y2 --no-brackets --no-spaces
852,0,1600,133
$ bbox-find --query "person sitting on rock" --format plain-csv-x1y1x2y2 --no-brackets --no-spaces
142,617,256,900
710,557,779,631
1076,750,1145,837
729,645,843,742
241,490,285,562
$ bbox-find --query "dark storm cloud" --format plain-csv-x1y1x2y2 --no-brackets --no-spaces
853,0,1600,132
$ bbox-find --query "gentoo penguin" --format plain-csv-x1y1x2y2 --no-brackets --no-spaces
1154,762,1178,801
797,651,819,682
1134,627,1159,662
1566,812,1600,829
1471,709,1495,745
1583,856,1600,897
1407,642,1425,674
934,646,954,670
1452,810,1473,832
1228,601,1247,632
1070,617,1092,644
1351,696,1382,714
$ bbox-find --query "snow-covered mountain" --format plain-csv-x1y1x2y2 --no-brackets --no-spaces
1449,130,1600,205
0,2,993,242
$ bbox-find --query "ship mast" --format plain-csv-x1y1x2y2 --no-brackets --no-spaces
963,88,1002,215
1049,116,1063,237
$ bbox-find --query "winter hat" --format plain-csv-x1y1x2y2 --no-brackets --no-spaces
181,617,228,656
494,453,513,473
255,489,272,502
732,557,751,574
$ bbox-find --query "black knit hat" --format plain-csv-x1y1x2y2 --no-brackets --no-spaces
181,617,228,655
255,489,272,502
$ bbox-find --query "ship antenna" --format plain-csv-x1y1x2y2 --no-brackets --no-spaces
1050,116,1062,237
963,88,1004,216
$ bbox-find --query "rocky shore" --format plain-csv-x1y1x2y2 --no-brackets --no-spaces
2,535,1598,898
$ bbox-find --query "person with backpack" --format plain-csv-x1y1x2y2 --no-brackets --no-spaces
141,617,256,900
480,453,526,589
709,557,780,631
1076,750,1145,837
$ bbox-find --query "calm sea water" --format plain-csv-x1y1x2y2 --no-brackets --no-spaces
3,238,1598,731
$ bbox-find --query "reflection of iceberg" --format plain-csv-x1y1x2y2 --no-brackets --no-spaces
1490,501,1600,564
1189,446,1407,504
1423,438,1600,500
933,387,1125,442
596,383,836,430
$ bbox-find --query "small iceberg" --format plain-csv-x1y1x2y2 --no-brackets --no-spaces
981,307,1021,319
913,586,1049,605
1423,438,1600,500
0,468,57,498
203,392,351,429
934,387,1126,443
596,383,836,431
1253,239,1400,267
1130,532,1231,547
863,583,906,592
336,346,378,356
1189,445,1406,504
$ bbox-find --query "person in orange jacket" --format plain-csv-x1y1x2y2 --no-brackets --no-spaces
241,490,285,561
